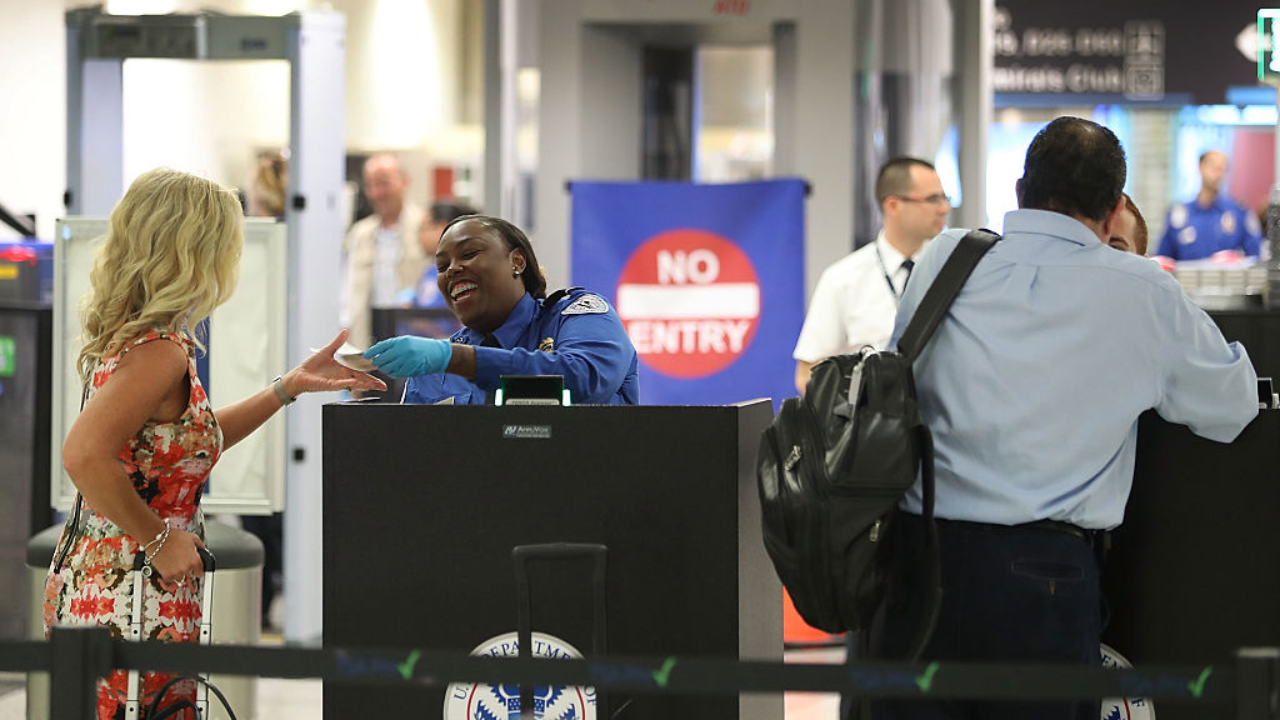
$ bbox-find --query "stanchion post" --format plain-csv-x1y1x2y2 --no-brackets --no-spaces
49,627,113,720
1236,647,1280,720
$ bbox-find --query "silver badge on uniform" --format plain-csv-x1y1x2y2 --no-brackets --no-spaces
1178,226,1197,245
1221,212,1236,235
562,294,609,315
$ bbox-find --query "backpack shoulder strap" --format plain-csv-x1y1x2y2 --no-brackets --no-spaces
896,229,1000,363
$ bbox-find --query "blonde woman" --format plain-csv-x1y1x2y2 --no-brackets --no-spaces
42,168,383,718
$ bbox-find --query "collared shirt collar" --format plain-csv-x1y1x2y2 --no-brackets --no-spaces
1003,208,1103,247
472,292,535,348
1197,194,1230,212
875,230,917,272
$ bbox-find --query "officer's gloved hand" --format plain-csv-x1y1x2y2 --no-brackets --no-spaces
363,336,453,378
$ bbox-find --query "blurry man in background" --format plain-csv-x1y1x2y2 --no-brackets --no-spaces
341,154,427,350
1154,150,1261,261
791,157,949,393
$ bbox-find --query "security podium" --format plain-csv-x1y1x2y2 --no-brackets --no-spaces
322,400,782,720
1103,409,1280,720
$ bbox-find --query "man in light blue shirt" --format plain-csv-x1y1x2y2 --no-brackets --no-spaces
873,117,1257,720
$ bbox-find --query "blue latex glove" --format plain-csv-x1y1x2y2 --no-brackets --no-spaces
363,336,454,378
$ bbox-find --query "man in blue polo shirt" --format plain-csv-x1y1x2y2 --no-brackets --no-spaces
1154,149,1262,261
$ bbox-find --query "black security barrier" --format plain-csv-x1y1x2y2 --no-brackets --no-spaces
322,401,784,718
4,628,1279,720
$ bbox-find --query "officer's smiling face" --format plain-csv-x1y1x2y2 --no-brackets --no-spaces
436,218,528,334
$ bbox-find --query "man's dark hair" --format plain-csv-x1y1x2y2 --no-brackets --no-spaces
1199,150,1224,167
429,199,478,224
440,214,548,299
1017,116,1126,223
875,157,936,206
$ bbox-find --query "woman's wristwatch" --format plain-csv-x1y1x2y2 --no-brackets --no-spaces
272,375,296,406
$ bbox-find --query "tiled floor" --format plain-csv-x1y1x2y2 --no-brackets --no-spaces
0,677,22,720
0,647,843,720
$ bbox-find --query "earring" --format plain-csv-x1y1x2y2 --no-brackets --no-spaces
512,266,522,277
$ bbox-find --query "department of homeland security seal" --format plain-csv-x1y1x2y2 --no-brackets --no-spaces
562,294,609,316
444,632,598,720
1100,643,1155,720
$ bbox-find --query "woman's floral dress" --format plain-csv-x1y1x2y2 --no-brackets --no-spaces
43,331,222,719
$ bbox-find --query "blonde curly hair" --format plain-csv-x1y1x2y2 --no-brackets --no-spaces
77,168,244,383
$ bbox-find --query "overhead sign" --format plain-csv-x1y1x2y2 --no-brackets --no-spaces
571,179,805,408
994,4,1163,98
995,1,1263,104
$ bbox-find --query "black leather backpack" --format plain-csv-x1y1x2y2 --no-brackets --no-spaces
756,229,999,659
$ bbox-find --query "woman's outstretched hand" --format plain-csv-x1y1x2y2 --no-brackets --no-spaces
283,330,388,396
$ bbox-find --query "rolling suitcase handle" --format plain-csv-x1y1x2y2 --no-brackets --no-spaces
194,548,215,716
124,549,148,720
127,545,230,720
512,543,608,719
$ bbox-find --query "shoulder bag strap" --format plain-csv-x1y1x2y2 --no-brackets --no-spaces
52,383,91,573
895,229,1001,363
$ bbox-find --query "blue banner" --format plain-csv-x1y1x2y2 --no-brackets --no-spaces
571,179,806,408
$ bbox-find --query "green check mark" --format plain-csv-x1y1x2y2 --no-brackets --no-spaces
398,649,422,680
1187,666,1213,699
915,662,940,693
653,657,678,688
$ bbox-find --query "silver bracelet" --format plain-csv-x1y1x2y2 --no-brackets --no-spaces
143,522,171,565
273,375,296,406
140,519,170,554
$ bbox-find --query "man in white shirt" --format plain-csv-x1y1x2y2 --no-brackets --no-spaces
791,157,950,393
341,154,428,350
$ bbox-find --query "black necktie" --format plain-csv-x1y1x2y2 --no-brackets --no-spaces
900,259,915,292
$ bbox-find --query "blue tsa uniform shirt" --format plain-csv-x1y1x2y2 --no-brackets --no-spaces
1155,196,1262,260
403,288,640,405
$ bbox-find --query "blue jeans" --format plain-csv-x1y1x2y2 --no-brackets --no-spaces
869,513,1101,720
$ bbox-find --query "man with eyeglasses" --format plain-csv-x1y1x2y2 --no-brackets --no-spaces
791,157,950,393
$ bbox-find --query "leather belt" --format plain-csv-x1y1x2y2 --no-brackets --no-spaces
927,515,1095,543
1016,519,1090,542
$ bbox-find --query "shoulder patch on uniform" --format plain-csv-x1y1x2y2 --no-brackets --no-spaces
561,294,609,315
1170,203,1188,229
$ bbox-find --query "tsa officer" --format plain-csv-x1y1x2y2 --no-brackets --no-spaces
1154,150,1262,261
364,215,640,405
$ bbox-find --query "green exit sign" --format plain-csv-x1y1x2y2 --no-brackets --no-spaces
1259,10,1280,81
